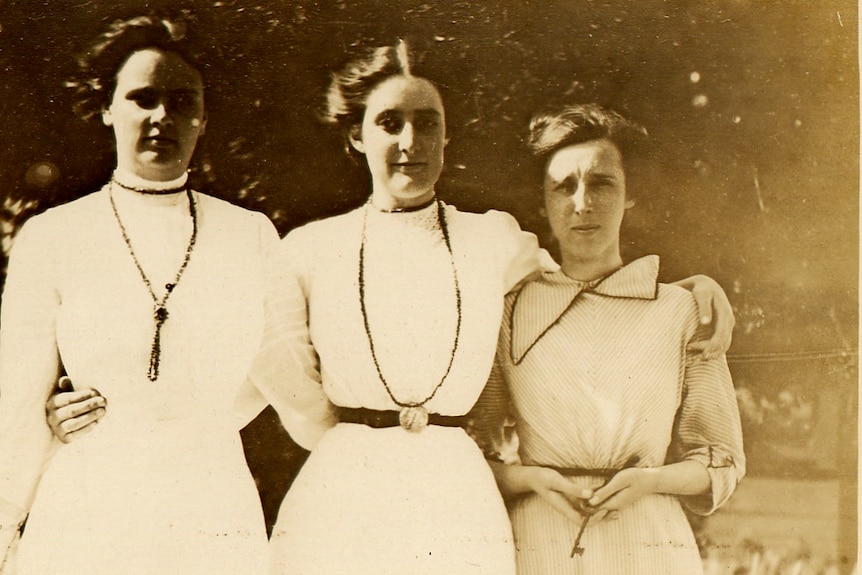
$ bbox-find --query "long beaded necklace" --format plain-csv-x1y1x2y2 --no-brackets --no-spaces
109,181,198,381
358,198,462,432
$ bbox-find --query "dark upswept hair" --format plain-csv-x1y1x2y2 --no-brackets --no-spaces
68,14,210,122
324,42,420,130
528,103,649,198
322,40,454,159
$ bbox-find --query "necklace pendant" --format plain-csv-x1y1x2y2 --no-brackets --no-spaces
399,405,429,432
154,305,169,323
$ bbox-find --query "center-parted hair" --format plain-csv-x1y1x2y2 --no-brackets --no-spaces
68,14,210,122
323,41,444,130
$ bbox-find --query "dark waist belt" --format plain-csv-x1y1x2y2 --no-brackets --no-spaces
548,466,622,478
548,455,642,478
337,406,467,429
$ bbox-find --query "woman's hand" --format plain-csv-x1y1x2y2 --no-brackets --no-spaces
673,274,736,359
581,467,658,513
45,377,107,443
524,466,592,524
582,461,711,514
490,461,598,524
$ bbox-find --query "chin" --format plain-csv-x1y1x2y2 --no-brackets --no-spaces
392,186,434,202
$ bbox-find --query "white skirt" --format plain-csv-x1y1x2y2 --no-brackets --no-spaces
269,422,515,575
16,417,268,575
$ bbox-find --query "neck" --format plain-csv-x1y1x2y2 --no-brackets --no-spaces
559,251,623,282
369,190,436,212
113,167,188,194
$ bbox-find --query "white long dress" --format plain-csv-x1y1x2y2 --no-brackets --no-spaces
246,201,554,575
0,185,275,574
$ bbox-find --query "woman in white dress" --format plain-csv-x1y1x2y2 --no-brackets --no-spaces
474,104,745,574
242,45,736,575
0,15,272,574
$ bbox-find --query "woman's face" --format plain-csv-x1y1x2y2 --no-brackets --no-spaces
350,75,446,209
543,138,634,273
102,48,206,181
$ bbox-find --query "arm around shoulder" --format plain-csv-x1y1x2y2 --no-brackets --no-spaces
481,209,557,294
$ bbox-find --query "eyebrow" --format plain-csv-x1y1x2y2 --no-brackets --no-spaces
374,108,441,120
414,109,442,119
550,172,618,188
125,87,202,97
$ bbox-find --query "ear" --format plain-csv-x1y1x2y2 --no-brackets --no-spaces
538,204,547,218
625,197,636,210
101,107,113,127
348,125,365,153
194,113,208,136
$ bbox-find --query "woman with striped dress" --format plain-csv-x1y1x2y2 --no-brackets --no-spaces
475,104,745,575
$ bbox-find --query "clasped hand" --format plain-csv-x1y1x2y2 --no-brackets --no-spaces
530,466,658,525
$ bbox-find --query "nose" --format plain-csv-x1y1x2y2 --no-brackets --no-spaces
572,183,592,214
398,123,416,153
150,100,173,126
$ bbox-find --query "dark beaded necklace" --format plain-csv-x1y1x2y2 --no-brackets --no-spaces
358,198,462,431
111,176,188,196
109,182,198,381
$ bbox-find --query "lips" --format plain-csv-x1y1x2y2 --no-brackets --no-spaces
143,135,177,148
393,162,425,173
571,224,600,232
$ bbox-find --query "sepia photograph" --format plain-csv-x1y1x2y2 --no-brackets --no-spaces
0,1,857,574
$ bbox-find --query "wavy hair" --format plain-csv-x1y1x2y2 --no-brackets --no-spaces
67,14,209,122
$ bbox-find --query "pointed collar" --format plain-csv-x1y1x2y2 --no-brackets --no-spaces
510,255,660,365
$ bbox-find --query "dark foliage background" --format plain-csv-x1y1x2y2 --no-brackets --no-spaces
0,0,857,561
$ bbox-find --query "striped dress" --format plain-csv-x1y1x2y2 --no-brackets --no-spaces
473,255,745,575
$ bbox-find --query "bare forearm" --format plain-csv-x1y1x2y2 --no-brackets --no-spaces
489,460,535,497
650,460,711,497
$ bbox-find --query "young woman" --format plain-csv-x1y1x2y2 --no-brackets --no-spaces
475,104,745,574
0,15,272,574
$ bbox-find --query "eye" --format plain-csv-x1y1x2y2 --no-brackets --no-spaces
170,92,199,115
127,89,158,110
587,176,618,194
376,114,403,135
549,182,575,197
414,116,440,132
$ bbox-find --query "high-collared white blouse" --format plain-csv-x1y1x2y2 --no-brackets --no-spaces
0,185,275,574
241,201,556,574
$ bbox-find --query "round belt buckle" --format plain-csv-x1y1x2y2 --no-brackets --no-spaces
399,406,429,432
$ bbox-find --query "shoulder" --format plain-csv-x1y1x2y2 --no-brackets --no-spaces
273,206,360,266
657,282,698,306
194,193,273,230
282,207,359,247
15,190,105,242
656,282,700,328
194,193,279,249
443,204,522,234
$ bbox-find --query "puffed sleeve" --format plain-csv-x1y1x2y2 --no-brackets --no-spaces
483,210,557,294
0,216,63,551
669,319,746,515
244,225,337,451
232,211,282,429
